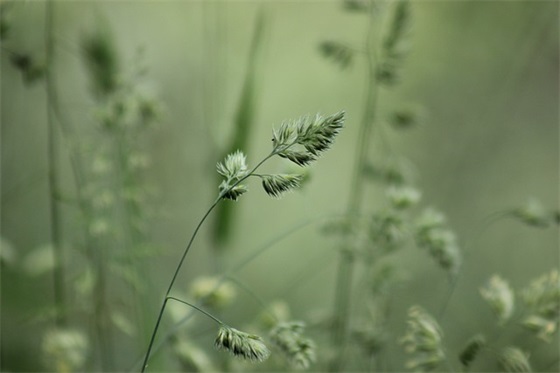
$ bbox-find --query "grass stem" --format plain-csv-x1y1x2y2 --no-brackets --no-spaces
330,5,380,370
141,151,275,372
45,0,66,328
141,197,221,372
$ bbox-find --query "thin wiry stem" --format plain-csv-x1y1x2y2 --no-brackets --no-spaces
129,216,320,371
330,4,380,371
166,297,224,325
141,150,275,372
140,197,221,373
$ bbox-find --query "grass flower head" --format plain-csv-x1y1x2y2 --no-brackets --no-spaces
215,325,270,362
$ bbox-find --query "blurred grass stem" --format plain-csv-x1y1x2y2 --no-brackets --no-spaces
330,5,380,371
141,197,221,372
45,2,116,369
45,0,66,328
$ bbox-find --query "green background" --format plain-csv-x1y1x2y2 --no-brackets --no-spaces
1,0,558,371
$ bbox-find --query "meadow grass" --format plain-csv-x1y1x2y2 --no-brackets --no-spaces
1,0,558,372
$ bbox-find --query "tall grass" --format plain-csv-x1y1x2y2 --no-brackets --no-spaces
1,1,558,372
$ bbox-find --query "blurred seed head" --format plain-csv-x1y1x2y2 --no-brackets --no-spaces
319,41,353,69
401,306,445,372
172,338,217,372
10,53,45,85
369,211,407,252
459,334,486,368
0,236,16,266
522,315,557,342
42,329,89,373
415,209,461,275
363,157,415,185
498,346,532,373
258,300,291,329
511,198,551,228
388,104,426,130
520,269,559,341
81,20,120,98
342,0,370,13
480,275,514,324
269,321,316,370
386,185,421,209
190,276,236,310
23,244,55,277
214,325,270,362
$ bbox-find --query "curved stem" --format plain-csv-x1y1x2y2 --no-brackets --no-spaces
224,275,278,323
166,297,224,325
141,197,221,372
141,150,275,372
129,213,347,372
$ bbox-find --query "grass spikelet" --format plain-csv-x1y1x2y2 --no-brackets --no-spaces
415,209,461,275
214,325,270,362
480,275,515,324
319,41,353,69
217,150,249,200
498,346,532,372
274,111,345,162
269,321,316,370
216,150,248,179
278,150,316,167
81,18,119,97
42,329,89,372
459,334,486,368
401,306,445,372
520,269,559,341
378,0,412,85
261,174,303,198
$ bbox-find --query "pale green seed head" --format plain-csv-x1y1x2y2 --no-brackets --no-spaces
215,326,270,362
480,275,515,324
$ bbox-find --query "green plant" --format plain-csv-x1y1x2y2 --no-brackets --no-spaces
2,1,557,372
319,1,428,370
141,111,345,371
315,2,556,372
5,4,163,370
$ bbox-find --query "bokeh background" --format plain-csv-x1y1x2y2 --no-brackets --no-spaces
1,0,558,372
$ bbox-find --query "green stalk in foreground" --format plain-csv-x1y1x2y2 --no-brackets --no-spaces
141,111,345,372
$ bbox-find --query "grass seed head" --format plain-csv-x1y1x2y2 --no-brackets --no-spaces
215,326,270,362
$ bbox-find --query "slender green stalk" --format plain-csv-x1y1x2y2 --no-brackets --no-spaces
142,109,343,370
140,197,221,373
330,6,380,371
141,151,275,372
113,129,150,343
93,238,115,370
130,217,320,371
166,297,224,325
45,3,114,369
44,0,66,327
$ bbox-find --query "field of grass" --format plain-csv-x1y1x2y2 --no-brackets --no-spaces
1,1,558,372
